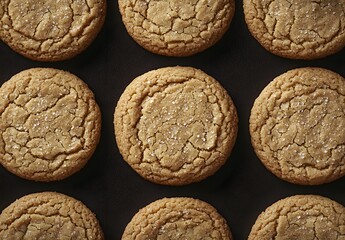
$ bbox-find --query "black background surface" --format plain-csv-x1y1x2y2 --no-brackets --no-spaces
0,0,344,239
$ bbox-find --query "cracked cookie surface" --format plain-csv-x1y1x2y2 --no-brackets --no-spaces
248,195,345,240
243,0,345,59
250,67,345,185
118,0,235,56
0,192,103,240
122,197,232,240
114,66,238,185
0,0,106,61
0,68,101,181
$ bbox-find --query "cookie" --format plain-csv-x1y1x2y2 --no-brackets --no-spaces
249,67,345,185
0,192,103,239
248,195,345,240
114,66,238,185
118,0,235,56
243,0,345,59
0,0,106,61
122,197,232,240
0,68,101,181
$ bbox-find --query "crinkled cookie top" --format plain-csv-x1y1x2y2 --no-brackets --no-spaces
0,0,106,61
243,0,345,59
118,0,235,56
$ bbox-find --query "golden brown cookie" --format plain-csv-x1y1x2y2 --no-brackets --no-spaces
0,192,104,239
248,195,345,240
243,0,345,59
0,0,106,61
118,0,235,56
249,67,345,185
114,66,238,185
0,68,101,181
122,197,232,240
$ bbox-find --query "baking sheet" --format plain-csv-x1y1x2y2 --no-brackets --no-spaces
0,0,344,239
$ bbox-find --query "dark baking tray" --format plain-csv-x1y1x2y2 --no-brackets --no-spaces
0,0,344,239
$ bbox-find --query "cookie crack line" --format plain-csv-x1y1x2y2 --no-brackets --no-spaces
152,210,220,239
130,9,195,46
140,150,222,181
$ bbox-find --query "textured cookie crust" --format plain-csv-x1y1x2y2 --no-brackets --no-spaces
248,195,345,240
0,0,106,61
0,68,101,181
0,192,103,239
122,197,232,240
114,66,238,185
250,67,345,185
243,0,345,59
118,0,235,56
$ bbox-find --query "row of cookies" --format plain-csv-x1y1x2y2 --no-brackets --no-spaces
0,191,344,239
0,0,344,61
3,66,343,186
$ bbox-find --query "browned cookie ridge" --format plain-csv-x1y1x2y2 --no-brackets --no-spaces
250,67,345,185
0,68,101,181
243,0,345,59
118,0,235,56
0,192,104,239
248,195,345,240
122,197,232,240
0,0,106,61
114,66,238,185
